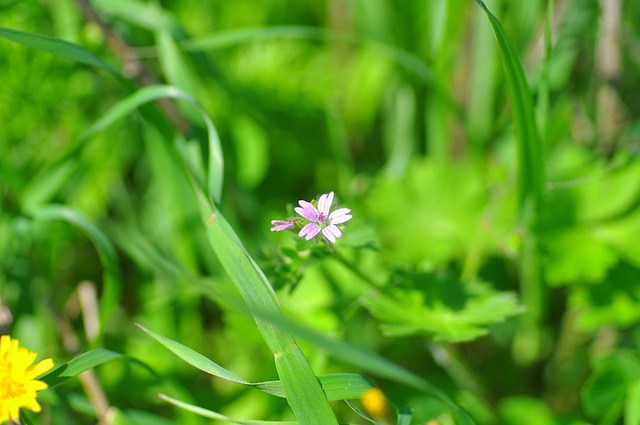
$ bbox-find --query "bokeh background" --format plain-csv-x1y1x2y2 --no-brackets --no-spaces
2,0,640,424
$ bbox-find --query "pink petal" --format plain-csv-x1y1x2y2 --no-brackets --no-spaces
317,191,334,216
323,225,342,243
295,200,319,221
328,208,352,224
270,220,294,231
322,227,336,243
298,223,321,240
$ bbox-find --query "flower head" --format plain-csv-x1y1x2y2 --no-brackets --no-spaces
0,336,54,423
294,191,352,243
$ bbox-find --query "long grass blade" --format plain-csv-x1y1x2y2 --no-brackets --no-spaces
195,192,339,424
30,205,121,341
159,394,297,425
138,323,373,400
0,26,119,75
475,0,544,208
41,349,155,387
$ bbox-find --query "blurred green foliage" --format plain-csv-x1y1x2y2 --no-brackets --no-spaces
2,0,640,424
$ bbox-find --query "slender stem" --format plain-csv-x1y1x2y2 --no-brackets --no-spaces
332,250,381,288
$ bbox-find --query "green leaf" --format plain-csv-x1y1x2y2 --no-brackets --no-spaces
257,373,373,400
137,323,249,385
80,85,224,203
29,205,121,340
542,227,618,285
363,274,523,343
195,192,338,424
41,349,125,387
625,379,640,425
581,351,640,419
397,408,413,425
475,0,544,208
0,26,119,75
159,394,297,425
139,323,374,400
250,308,475,425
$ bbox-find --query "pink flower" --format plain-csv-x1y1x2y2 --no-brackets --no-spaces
270,219,295,232
295,191,352,243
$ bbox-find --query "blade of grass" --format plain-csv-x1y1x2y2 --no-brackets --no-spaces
0,26,119,75
138,322,373,400
475,0,546,364
41,349,156,388
195,192,339,424
29,205,120,343
65,85,222,204
144,26,465,123
251,308,475,425
159,394,297,425
475,0,544,207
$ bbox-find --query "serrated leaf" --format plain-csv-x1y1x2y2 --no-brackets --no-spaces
363,276,523,343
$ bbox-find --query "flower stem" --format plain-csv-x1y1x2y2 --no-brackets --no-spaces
332,250,381,288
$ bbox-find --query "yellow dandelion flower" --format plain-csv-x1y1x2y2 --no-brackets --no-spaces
0,336,54,424
361,388,389,420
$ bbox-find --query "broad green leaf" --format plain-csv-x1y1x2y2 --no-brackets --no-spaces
363,278,524,343
159,394,297,425
30,205,121,340
0,26,119,75
569,265,640,331
542,227,618,285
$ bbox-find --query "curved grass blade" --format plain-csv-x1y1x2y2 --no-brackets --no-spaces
0,26,119,76
195,192,338,424
23,85,222,207
81,85,223,204
159,394,297,425
474,1,544,208
30,205,120,341
475,0,546,364
163,26,464,121
253,309,475,425
139,323,373,400
41,349,155,388
137,323,248,385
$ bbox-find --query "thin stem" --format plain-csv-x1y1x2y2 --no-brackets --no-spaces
332,250,381,288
